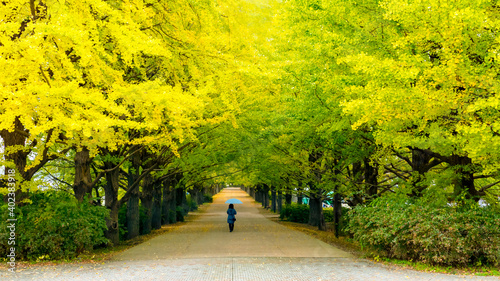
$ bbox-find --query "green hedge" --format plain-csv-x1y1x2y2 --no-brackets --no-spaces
347,195,500,266
203,194,213,203
175,206,185,222
186,194,198,211
280,203,309,223
0,191,109,261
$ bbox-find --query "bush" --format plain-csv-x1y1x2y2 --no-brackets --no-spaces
0,191,109,261
186,194,198,211
203,194,213,203
168,209,177,223
175,206,185,222
323,207,351,236
323,208,333,222
118,203,128,240
347,195,500,266
280,203,309,223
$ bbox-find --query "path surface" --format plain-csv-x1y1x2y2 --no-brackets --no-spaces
113,187,351,260
2,188,498,280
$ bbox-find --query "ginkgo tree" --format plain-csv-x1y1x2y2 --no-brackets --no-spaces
0,0,278,246
1,0,172,192
269,0,500,204
338,0,500,199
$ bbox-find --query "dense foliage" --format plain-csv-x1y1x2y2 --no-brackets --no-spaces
242,0,500,267
280,204,310,223
0,191,108,260
280,204,350,233
347,195,500,266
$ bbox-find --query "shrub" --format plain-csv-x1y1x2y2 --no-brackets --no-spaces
203,194,213,203
168,209,177,223
186,194,198,211
347,195,500,266
0,191,109,261
324,207,351,236
175,206,185,222
280,203,309,223
118,203,128,241
323,208,333,222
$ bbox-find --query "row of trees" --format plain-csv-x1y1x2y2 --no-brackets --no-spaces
0,0,273,247
2,0,499,264
230,0,500,236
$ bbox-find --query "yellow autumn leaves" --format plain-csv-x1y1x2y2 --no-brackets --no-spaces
0,0,271,192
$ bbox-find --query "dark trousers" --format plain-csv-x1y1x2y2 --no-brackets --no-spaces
229,223,234,232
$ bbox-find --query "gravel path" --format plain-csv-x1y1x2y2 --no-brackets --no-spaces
2,188,498,280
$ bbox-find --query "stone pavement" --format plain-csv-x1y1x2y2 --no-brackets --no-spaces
8,257,499,281
2,188,498,280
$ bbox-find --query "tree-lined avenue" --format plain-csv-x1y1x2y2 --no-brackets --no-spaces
113,187,352,260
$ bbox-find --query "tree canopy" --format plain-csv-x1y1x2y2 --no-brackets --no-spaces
1,0,500,256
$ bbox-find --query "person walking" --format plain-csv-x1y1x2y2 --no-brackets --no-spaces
227,203,237,232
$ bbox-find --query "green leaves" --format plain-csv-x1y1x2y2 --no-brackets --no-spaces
348,196,500,266
0,191,109,260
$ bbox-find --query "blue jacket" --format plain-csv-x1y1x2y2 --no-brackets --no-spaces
227,208,237,223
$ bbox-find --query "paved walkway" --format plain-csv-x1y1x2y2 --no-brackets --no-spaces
113,187,351,260
2,188,498,280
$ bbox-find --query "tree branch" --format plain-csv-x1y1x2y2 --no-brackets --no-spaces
42,167,73,188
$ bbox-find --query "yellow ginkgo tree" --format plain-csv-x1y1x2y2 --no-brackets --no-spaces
340,0,500,198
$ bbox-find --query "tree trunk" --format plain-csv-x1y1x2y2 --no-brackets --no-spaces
449,155,480,199
103,162,120,245
267,186,271,208
141,174,153,235
106,199,120,246
176,186,187,219
126,153,141,240
94,184,102,206
1,117,29,202
285,192,292,205
410,149,433,196
126,187,140,240
333,192,342,237
181,188,189,214
364,158,378,200
308,190,326,231
169,185,177,223
194,185,204,205
277,190,283,213
297,182,303,205
408,148,444,197
349,162,364,206
1,117,28,177
161,180,171,225
271,186,276,212
151,181,162,230
256,184,262,202
73,147,93,203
